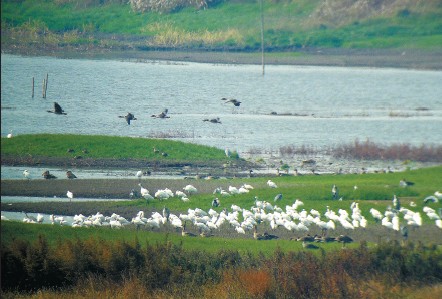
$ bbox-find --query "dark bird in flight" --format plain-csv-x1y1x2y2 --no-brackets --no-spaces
222,98,241,106
203,117,221,124
119,113,137,125
151,109,170,119
47,102,67,115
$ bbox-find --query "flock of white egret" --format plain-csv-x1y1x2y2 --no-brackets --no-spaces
11,181,441,244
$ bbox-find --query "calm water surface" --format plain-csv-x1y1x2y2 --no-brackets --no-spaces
2,54,442,153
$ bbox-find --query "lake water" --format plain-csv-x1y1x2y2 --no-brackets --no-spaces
2,54,442,155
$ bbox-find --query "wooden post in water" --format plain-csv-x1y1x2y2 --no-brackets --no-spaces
45,73,48,98
260,0,265,76
42,79,46,98
42,73,49,98
32,77,34,98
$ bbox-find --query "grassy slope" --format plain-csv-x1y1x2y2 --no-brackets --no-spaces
0,134,229,161
2,0,442,50
2,166,442,252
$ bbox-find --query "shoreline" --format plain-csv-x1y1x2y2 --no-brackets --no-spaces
3,47,442,70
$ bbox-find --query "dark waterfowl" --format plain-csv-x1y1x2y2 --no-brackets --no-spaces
151,109,170,118
222,98,241,106
119,112,137,125
47,102,67,115
66,170,77,179
42,170,57,179
203,117,221,124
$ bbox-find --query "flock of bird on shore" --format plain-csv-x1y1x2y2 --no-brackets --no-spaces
9,172,442,247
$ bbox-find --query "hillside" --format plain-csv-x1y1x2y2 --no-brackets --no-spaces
1,0,442,66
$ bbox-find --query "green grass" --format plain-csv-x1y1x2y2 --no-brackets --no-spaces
1,133,229,162
2,0,442,50
0,220,351,255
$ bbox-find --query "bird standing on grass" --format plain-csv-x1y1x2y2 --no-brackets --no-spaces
42,170,57,179
212,198,220,207
274,193,283,202
302,241,320,249
67,191,74,202
23,170,30,179
336,235,353,248
400,178,415,187
393,195,401,210
66,171,77,179
267,180,277,188
332,184,339,200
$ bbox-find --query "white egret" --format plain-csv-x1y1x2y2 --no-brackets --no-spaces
67,190,74,201
23,170,31,179
183,184,198,194
267,180,277,188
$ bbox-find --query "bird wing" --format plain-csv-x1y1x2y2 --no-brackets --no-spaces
54,102,64,114
125,113,133,124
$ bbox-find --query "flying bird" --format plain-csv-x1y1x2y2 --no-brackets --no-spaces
221,98,241,106
151,109,170,119
119,112,137,125
203,117,221,124
47,102,67,115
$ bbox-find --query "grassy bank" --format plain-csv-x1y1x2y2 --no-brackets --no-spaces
0,134,228,161
2,166,442,241
2,0,442,55
1,134,248,171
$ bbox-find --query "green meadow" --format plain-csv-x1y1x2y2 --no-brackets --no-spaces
1,133,228,161
2,0,442,51
2,134,442,297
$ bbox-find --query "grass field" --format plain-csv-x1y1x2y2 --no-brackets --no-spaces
2,134,442,297
2,0,442,52
0,133,229,161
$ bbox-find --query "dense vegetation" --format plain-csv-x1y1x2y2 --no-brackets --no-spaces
2,0,442,53
1,226,442,297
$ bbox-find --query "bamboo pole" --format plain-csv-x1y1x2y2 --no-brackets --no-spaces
260,0,265,76
45,73,48,97
42,79,46,98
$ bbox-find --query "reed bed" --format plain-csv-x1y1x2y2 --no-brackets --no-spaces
1,229,441,298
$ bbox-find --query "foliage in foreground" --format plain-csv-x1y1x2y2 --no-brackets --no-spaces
1,233,441,297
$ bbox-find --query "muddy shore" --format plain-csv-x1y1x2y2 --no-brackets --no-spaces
4,47,442,70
